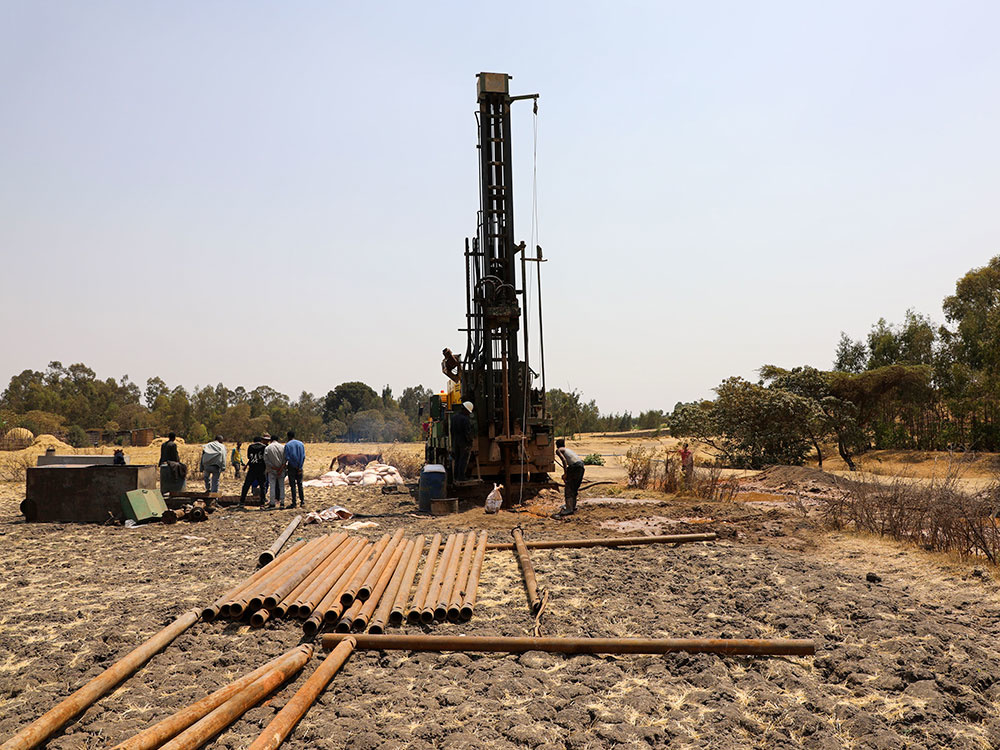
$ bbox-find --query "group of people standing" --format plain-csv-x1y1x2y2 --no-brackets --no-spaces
237,432,306,510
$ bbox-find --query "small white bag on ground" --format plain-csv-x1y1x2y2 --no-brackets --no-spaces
485,483,504,514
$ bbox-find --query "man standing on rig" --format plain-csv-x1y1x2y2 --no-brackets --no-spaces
553,438,585,518
450,401,475,481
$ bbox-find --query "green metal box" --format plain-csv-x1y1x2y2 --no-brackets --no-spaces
122,488,167,522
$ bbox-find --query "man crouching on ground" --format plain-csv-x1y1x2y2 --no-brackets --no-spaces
553,438,585,518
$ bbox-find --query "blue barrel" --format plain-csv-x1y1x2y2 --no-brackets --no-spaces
418,464,447,513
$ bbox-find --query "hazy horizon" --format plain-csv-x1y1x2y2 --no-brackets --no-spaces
2,1,998,414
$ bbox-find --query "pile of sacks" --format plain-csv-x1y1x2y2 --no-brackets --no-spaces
303,462,406,489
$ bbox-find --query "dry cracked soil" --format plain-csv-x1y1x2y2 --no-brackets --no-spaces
0,474,999,749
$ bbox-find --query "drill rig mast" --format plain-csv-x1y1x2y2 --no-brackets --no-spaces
426,72,554,498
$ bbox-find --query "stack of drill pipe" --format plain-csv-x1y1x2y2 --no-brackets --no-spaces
434,532,467,621
284,537,366,618
247,638,356,750
303,538,376,636
386,535,426,629
293,538,368,619
511,527,542,615
110,645,312,750
336,530,406,632
446,532,478,621
259,515,303,566
406,532,442,623
0,609,199,750
340,529,403,607
156,645,312,750
485,532,717,551
343,537,410,632
459,531,488,621
420,533,458,623
250,534,349,627
234,537,327,616
202,540,309,621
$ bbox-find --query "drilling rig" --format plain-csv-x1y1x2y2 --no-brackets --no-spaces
424,73,555,500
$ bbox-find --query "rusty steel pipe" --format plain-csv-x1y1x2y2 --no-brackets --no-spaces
286,537,364,618
203,539,309,621
485,532,718,551
421,533,457,623
322,634,816,657
354,537,410,632
459,531,488,621
388,535,425,627
447,531,477,621
247,638,355,750
511,528,541,615
257,535,336,609
245,537,327,612
356,528,405,602
367,539,414,634
263,533,348,609
158,646,312,750
338,533,392,608
259,514,303,566
406,532,441,623
303,541,373,635
237,537,326,615
335,598,363,633
434,532,467,621
110,645,312,750
0,609,200,750
295,538,367,619
162,508,184,524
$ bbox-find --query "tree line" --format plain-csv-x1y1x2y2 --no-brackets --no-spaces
0,365,436,446
670,256,1000,468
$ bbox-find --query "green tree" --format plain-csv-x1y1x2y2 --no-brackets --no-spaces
66,425,89,448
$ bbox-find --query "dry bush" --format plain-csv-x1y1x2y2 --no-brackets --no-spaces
658,453,680,494
823,469,1000,564
0,452,35,482
623,445,654,488
686,464,740,502
381,445,423,479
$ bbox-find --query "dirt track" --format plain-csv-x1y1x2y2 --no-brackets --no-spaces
1,475,999,749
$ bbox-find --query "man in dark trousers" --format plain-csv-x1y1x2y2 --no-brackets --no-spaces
159,432,180,464
450,401,475,481
284,430,306,509
553,438,585,518
239,436,267,507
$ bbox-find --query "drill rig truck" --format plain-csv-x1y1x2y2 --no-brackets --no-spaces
424,73,555,501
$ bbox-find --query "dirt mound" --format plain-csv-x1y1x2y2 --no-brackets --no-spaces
29,434,72,452
749,465,843,495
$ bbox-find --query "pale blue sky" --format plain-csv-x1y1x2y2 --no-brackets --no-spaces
1,1,998,413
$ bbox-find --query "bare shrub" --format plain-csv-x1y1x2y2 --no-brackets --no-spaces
823,469,1000,564
0,452,35,482
686,464,739,502
658,453,680,494
623,446,654,488
381,445,423,479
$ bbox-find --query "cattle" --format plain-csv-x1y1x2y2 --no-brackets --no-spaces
330,452,383,473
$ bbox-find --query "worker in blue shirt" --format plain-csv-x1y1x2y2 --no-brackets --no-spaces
284,431,306,508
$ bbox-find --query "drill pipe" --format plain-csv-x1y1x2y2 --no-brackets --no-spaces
485,532,718,551
285,537,364,618
406,532,442,623
0,609,200,750
204,540,308,621
421,533,457,623
434,532,467,621
338,533,392,608
162,508,184,524
109,645,312,750
511,528,542,615
263,533,348,609
245,537,328,612
334,598,364,633
259,514,303,566
302,541,373,635
459,531,488,621
157,646,311,750
354,537,409,632
447,532,477,621
388,535,425,627
246,639,355,750
294,538,367,619
356,528,406,602
322,634,816,657
234,537,325,616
